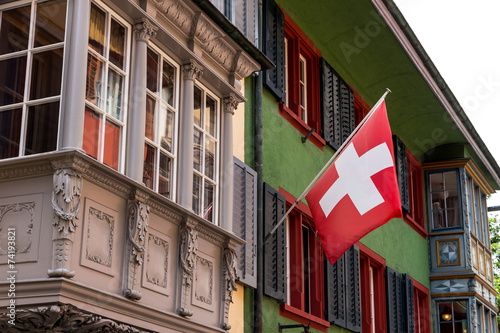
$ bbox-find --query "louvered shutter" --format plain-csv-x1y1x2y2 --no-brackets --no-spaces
233,157,257,288
345,245,362,333
325,253,346,326
263,183,287,302
320,58,341,150
263,0,285,101
339,79,355,144
234,0,257,46
393,135,409,212
402,274,415,333
386,267,403,333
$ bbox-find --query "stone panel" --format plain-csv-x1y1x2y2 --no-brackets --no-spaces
192,251,215,312
142,229,171,296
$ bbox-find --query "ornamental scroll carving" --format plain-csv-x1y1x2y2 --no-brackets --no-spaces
0,304,152,333
0,202,35,255
178,221,198,317
221,247,237,330
48,168,82,278
125,200,150,300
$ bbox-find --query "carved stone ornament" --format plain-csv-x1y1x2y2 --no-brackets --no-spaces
0,202,35,254
0,304,153,333
125,200,150,300
48,168,83,278
182,61,203,81
223,94,239,115
134,19,158,42
178,222,198,317
221,248,237,330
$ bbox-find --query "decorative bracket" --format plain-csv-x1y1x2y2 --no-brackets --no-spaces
221,247,237,330
178,218,198,317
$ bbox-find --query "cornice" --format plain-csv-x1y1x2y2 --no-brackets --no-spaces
0,161,54,182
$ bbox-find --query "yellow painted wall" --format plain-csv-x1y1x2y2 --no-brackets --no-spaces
228,283,245,332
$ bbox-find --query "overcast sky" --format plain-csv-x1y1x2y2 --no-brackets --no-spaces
393,0,500,209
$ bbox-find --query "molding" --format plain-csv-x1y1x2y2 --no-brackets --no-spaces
0,162,54,181
145,233,169,289
85,207,114,267
82,167,132,199
196,222,226,245
147,199,184,223
0,202,35,255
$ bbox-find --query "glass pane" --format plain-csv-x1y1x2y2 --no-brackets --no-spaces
159,104,173,152
430,173,443,191
452,301,467,320
433,210,445,229
83,106,101,159
192,173,202,215
89,4,105,55
193,128,202,172
145,94,155,141
162,59,175,106
30,48,64,100
445,207,460,227
0,55,27,105
159,153,171,198
445,190,459,208
439,322,453,333
431,193,445,210
85,53,104,108
205,138,215,179
206,95,216,136
203,180,214,222
146,48,158,93
0,108,22,159
103,119,120,170
109,19,125,69
106,69,123,120
444,171,457,189
0,5,31,55
194,86,202,127
143,143,155,190
34,0,67,47
25,102,59,155
454,322,467,333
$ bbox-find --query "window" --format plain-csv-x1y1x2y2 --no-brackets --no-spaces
436,300,468,333
359,245,386,333
429,170,461,230
0,0,67,159
406,150,425,229
414,280,431,333
83,2,130,171
143,45,179,199
192,84,219,223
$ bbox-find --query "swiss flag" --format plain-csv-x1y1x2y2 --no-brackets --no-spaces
305,101,402,264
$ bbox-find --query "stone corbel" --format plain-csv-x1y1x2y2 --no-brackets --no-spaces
153,0,194,36
48,168,83,278
221,241,238,330
125,191,150,300
178,217,198,317
230,50,261,85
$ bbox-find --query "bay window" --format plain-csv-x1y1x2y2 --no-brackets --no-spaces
83,1,130,171
0,0,67,159
429,170,461,230
436,300,468,333
192,84,219,223
143,45,179,199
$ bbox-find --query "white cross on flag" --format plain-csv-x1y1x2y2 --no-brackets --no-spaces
305,101,402,264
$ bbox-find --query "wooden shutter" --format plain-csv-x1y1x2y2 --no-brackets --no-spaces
325,245,361,332
393,135,409,212
402,274,415,333
339,79,355,144
263,0,285,101
263,183,287,302
386,267,407,333
233,157,257,288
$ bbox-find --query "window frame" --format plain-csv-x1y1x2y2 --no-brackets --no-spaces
192,81,220,225
412,278,431,333
427,168,462,231
143,43,180,201
358,242,387,333
83,0,131,172
0,0,69,159
279,9,324,149
435,300,469,333
406,149,426,233
279,188,329,331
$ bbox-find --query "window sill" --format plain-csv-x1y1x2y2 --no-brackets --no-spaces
404,214,427,238
280,304,330,333
279,103,325,150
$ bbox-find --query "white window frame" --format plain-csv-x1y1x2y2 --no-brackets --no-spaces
144,43,180,201
299,53,307,124
84,0,131,172
0,0,69,158
193,81,220,225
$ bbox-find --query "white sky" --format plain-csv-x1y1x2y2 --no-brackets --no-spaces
393,0,500,210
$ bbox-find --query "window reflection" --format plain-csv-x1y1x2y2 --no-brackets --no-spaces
429,170,460,229
0,5,31,55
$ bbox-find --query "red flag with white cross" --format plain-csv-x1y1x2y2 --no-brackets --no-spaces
305,101,402,264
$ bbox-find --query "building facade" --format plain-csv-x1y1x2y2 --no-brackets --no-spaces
0,0,499,333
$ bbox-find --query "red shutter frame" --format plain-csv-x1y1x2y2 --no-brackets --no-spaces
405,149,426,237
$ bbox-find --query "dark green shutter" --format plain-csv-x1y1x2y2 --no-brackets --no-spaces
263,0,285,101
393,135,409,212
325,253,346,326
233,157,257,288
345,245,362,333
320,58,355,150
402,274,415,333
263,183,287,302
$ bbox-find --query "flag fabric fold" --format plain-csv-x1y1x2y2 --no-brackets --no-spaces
305,101,402,264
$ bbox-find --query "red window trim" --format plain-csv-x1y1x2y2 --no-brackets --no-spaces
279,10,323,150
411,277,431,333
278,188,327,331
353,90,371,126
405,149,427,238
357,242,387,333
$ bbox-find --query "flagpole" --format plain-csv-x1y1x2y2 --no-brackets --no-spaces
263,88,392,244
